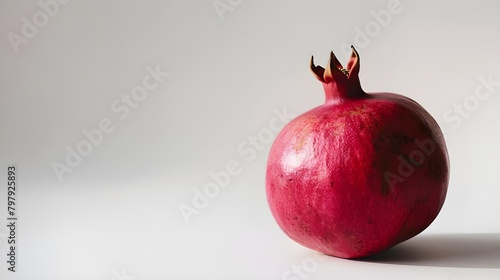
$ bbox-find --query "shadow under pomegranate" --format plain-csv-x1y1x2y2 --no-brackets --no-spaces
357,233,500,269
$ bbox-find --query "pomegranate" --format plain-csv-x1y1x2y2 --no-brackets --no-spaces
265,47,449,259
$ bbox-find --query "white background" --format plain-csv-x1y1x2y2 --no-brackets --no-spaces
1,0,499,279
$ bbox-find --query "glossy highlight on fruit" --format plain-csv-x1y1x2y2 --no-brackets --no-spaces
265,46,449,259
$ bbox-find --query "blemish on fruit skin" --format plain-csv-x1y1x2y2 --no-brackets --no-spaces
381,181,389,196
293,137,306,152
292,115,316,152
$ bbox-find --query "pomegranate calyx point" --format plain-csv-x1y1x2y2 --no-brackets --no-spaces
310,46,365,102
310,46,360,83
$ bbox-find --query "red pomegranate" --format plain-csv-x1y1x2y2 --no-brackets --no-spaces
265,46,449,259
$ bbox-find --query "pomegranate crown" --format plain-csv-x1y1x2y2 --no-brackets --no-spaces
310,45,360,82
310,46,364,102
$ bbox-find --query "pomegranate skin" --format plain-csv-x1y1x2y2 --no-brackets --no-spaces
265,47,449,259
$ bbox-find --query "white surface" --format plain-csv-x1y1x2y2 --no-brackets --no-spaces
0,0,499,279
